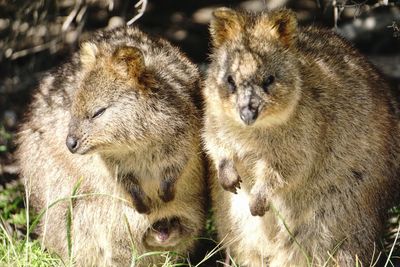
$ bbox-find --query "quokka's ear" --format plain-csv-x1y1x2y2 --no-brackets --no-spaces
112,46,145,77
80,42,98,68
254,9,297,48
210,7,244,47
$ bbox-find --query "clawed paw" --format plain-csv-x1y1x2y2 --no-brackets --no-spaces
220,174,242,194
158,188,175,203
135,202,151,214
129,186,152,214
158,179,176,202
249,195,269,217
218,159,242,194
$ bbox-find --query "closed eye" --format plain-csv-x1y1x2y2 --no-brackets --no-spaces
92,107,106,119
226,75,237,93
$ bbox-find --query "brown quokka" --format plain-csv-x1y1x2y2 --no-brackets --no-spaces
203,7,400,267
17,27,206,266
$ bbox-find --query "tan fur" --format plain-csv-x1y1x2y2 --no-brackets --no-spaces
111,46,145,80
254,9,297,48
210,7,245,48
203,8,400,267
80,42,98,68
17,27,206,266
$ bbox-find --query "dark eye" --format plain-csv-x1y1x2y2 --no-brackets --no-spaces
92,107,106,119
226,75,237,93
262,75,275,93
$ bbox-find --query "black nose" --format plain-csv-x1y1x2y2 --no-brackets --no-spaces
240,107,258,125
66,135,79,153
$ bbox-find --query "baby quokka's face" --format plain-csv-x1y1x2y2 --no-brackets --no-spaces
66,43,155,154
209,8,302,127
144,217,183,249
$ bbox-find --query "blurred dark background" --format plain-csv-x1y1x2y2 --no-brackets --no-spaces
0,0,399,264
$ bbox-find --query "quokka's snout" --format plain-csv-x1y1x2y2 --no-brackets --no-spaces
65,120,92,154
66,134,79,153
237,87,262,125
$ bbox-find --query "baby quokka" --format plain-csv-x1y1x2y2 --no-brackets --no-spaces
203,7,400,267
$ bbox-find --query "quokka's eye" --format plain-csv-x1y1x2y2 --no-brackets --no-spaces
226,75,237,93
92,107,106,119
262,75,275,93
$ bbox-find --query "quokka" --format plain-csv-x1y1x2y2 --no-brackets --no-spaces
203,7,400,267
17,27,206,266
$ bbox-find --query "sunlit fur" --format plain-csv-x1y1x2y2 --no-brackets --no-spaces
203,8,400,267
17,27,206,266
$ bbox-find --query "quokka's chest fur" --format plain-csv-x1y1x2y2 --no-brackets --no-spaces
209,103,320,182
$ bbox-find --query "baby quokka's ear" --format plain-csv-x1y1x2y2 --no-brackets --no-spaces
254,9,298,48
112,46,145,78
210,7,244,48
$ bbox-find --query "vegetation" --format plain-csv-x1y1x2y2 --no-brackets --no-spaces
0,182,61,266
0,181,226,266
0,180,398,266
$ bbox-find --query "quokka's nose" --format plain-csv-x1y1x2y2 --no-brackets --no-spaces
240,107,258,125
66,135,79,153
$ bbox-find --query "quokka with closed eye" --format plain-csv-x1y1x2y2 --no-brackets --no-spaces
17,26,206,266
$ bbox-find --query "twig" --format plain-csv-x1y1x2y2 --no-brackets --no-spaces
333,0,338,28
331,0,398,27
369,1,398,10
76,5,87,23
224,247,231,266
335,0,396,11
9,39,61,60
126,0,148,26
384,220,400,267
108,0,114,11
62,0,85,32
337,0,369,9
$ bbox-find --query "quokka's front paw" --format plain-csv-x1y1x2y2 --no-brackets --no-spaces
158,179,176,203
249,193,269,217
135,202,151,214
218,159,242,194
129,186,152,214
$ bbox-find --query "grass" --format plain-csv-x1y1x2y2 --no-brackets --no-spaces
0,182,62,266
0,181,226,267
0,229,62,267
0,180,399,266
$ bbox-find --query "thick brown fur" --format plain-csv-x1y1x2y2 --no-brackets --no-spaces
203,8,400,267
17,27,206,266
